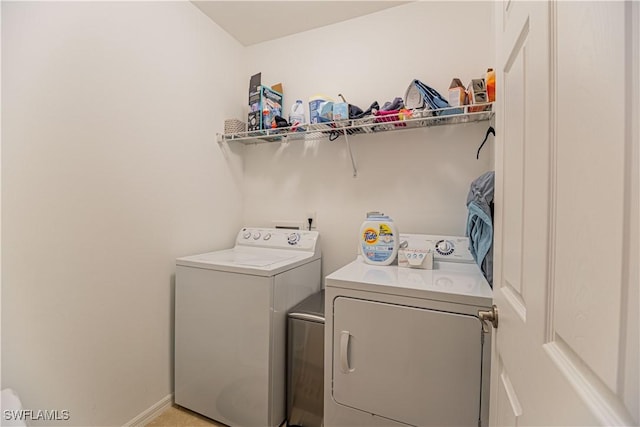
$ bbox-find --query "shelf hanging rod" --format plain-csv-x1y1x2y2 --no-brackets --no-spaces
343,128,357,178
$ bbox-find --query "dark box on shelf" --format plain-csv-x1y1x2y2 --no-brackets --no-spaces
247,73,284,131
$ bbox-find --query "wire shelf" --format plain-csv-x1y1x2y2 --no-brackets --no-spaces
217,104,494,145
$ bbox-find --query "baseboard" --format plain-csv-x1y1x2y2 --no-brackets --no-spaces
123,393,173,427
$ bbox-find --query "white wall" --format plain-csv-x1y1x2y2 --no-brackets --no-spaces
243,2,495,277
1,2,244,425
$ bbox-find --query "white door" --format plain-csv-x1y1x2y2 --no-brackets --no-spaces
491,1,638,426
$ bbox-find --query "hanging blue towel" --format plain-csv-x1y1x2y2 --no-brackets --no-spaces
467,202,492,275
466,171,495,286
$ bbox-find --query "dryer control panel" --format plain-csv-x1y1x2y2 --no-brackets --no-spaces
236,227,320,252
399,234,474,263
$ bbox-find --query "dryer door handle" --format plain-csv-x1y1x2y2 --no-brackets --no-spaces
340,331,354,373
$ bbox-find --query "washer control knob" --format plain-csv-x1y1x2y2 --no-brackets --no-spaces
435,239,454,255
242,231,251,239
263,233,271,241
253,232,261,240
287,232,300,245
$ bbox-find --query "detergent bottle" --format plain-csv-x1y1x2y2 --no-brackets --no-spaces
486,68,496,102
359,212,399,265
289,100,305,125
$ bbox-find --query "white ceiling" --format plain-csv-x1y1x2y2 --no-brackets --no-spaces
191,1,410,46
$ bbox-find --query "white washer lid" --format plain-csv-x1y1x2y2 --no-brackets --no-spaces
188,249,299,267
177,247,317,276
325,256,492,307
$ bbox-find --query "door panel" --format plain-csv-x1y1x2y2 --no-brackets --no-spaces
332,297,484,427
553,1,626,393
495,357,522,427
501,13,529,318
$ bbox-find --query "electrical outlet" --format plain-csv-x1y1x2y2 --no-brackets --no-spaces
306,211,317,230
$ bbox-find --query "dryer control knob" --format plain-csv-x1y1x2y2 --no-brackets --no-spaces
253,232,261,240
435,239,454,255
263,233,271,241
243,231,251,239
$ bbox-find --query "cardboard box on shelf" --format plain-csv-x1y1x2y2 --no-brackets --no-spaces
448,78,466,114
247,73,284,131
448,78,467,107
467,78,490,113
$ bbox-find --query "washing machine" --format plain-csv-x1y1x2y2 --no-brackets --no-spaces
174,227,321,427
324,234,493,427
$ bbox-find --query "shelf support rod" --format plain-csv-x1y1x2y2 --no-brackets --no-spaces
343,129,357,177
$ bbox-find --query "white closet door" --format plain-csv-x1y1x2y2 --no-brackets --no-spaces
490,1,639,425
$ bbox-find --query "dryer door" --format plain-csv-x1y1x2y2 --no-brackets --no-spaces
332,297,484,427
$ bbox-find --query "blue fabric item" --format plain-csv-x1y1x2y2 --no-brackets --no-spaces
466,202,492,271
466,171,495,286
411,80,457,116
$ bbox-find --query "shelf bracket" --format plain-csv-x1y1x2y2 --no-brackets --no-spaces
343,129,357,177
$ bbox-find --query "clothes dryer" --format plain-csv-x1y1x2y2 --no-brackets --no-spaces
175,228,321,427
324,234,492,427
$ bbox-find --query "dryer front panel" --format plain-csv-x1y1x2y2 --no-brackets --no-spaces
332,297,484,427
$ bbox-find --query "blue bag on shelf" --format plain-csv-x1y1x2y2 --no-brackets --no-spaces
407,79,458,116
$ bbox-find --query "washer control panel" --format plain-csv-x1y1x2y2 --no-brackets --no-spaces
236,228,319,251
399,234,474,263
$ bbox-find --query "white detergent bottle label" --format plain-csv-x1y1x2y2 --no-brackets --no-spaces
360,214,399,265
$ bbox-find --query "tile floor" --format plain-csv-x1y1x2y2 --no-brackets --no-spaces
145,405,224,427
